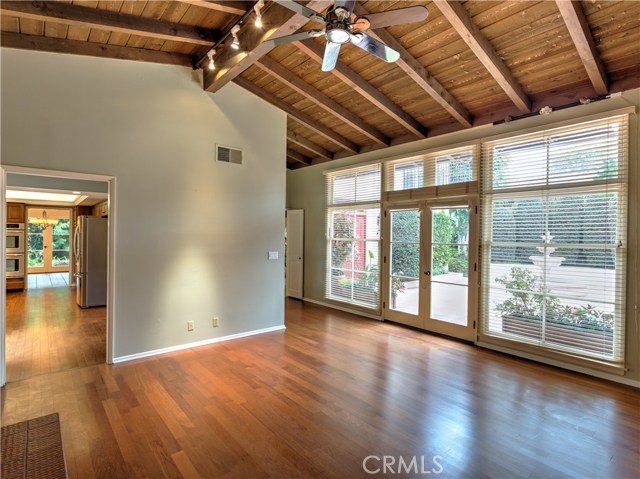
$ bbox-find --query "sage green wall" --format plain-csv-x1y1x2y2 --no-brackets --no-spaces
7,174,108,193
287,89,640,381
2,48,287,359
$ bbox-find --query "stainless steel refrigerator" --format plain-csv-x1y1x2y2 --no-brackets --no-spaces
74,216,108,308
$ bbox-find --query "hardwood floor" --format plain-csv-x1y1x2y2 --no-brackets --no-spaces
5,283,106,382
2,299,639,478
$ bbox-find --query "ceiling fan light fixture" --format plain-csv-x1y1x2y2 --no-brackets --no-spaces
326,27,350,44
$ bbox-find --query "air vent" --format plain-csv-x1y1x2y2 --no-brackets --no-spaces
216,144,243,165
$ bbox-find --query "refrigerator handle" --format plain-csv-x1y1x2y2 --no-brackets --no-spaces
73,223,81,261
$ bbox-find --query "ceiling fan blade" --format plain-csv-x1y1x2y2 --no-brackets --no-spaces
322,42,341,72
262,29,324,48
359,6,429,30
273,1,326,23
349,32,400,63
334,0,356,16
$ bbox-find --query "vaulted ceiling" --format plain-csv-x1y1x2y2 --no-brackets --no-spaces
2,1,639,169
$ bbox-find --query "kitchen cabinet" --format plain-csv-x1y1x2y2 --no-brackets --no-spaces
6,277,24,291
7,203,25,223
75,206,92,217
92,201,108,218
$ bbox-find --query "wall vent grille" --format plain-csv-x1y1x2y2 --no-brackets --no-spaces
216,145,243,165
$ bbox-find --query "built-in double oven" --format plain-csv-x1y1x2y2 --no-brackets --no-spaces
6,223,25,278
7,222,25,254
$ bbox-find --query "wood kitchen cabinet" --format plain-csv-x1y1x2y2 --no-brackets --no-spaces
6,277,25,291
75,206,92,217
92,201,108,218
7,203,25,223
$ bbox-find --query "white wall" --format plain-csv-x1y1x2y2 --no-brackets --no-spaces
1,48,287,358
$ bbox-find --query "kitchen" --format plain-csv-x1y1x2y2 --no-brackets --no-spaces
4,184,109,382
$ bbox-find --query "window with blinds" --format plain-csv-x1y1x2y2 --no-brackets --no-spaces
325,164,381,309
480,115,628,365
384,145,477,192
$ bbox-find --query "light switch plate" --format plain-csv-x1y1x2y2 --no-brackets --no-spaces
268,251,279,260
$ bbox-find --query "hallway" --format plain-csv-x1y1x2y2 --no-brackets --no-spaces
5,282,105,382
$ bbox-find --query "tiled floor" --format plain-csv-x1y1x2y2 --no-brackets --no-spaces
27,272,71,289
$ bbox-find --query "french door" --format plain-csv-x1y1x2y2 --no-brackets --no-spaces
382,200,477,341
27,212,71,274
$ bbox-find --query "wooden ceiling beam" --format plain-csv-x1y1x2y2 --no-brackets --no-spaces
1,32,192,67
204,0,332,92
234,76,358,153
287,149,312,166
352,4,472,128
433,0,531,113
257,56,388,146
294,39,427,138
287,130,333,161
555,0,608,95
178,1,247,16
0,1,219,47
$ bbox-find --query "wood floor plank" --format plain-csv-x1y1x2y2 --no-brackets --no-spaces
2,299,639,478
5,284,106,382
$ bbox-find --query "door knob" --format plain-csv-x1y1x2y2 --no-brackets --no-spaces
424,271,430,276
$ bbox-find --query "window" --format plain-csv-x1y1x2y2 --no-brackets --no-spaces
435,150,473,185
325,164,381,309
480,115,628,365
385,145,477,192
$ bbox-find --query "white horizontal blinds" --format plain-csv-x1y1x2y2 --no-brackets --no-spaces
325,164,381,309
328,163,381,205
481,115,628,364
482,116,628,193
431,145,477,187
384,145,477,192
384,156,425,192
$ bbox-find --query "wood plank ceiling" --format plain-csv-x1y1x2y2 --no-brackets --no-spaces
2,1,639,169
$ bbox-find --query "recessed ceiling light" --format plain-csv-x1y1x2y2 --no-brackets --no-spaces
6,190,80,203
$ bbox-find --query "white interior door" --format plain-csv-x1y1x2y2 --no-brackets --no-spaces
286,209,304,299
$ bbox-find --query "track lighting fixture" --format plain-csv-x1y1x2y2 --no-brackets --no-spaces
254,0,265,28
207,49,216,70
230,25,241,49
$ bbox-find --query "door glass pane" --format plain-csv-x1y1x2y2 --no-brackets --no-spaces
389,209,420,315
430,208,469,325
28,222,44,268
52,219,70,266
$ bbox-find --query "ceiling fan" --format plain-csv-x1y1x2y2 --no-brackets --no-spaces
262,0,429,72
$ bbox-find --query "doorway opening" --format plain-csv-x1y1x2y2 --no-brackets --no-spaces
1,166,115,386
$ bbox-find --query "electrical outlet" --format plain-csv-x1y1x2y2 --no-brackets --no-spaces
212,317,220,328
187,320,194,331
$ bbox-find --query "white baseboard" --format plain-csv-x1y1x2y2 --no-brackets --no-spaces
113,325,286,364
477,341,640,388
302,297,382,321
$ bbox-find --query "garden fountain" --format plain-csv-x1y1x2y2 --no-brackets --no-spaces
529,230,565,269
